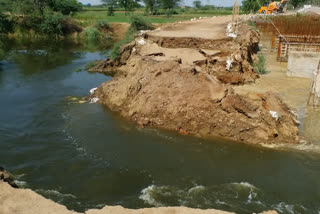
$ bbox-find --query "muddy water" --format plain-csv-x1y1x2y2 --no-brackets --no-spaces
235,36,320,147
1,41,320,214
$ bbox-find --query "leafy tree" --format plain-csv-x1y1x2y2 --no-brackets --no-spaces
193,0,201,9
33,0,48,15
160,0,180,10
118,0,140,15
242,0,268,13
101,0,117,16
290,0,307,8
0,13,12,34
144,0,160,15
51,0,82,15
40,12,65,36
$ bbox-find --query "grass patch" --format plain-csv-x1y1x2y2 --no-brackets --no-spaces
254,53,268,75
96,20,111,30
85,60,98,70
84,27,101,41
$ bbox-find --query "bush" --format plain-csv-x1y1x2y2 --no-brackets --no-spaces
52,0,82,15
96,20,110,31
254,53,268,74
84,27,101,41
22,15,42,31
129,14,153,31
0,14,12,34
40,13,65,36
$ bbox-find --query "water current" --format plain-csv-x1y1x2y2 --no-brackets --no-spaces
0,40,320,214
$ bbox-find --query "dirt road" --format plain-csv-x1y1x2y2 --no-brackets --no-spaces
149,16,232,39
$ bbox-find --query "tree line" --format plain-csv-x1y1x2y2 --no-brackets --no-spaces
101,0,181,16
0,0,82,36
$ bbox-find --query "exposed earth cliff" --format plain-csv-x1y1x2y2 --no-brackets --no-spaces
90,17,301,145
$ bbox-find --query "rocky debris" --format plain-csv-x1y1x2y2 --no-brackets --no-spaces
0,181,278,214
297,5,320,15
0,167,18,188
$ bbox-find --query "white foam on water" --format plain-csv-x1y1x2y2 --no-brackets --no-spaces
232,182,257,189
188,185,205,194
36,189,76,199
14,174,26,179
15,180,27,187
139,185,164,207
273,202,295,214
231,182,258,203
260,141,320,153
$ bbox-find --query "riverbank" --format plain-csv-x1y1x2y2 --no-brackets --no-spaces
90,16,302,145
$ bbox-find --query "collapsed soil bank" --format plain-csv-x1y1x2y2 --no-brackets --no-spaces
90,18,301,145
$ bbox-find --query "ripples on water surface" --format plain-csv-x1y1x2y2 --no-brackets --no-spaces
0,41,320,214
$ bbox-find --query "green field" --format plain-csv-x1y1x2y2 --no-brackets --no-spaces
72,8,234,28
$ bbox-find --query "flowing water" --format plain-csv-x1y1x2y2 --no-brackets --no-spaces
1,40,320,214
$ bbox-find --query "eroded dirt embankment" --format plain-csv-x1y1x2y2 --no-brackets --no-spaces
90,17,301,145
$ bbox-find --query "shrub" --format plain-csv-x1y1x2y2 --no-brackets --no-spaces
129,14,153,31
96,20,110,30
40,13,65,36
52,0,82,15
0,14,12,34
84,27,101,41
254,53,268,74
22,15,42,31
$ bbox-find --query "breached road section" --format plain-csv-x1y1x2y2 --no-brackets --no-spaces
90,17,302,145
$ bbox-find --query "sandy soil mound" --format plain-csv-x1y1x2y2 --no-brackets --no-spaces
90,18,301,145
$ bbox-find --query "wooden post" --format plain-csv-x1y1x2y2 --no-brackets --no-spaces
277,37,281,60
271,34,275,50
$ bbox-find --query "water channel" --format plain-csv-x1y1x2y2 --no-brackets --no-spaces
0,39,320,214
